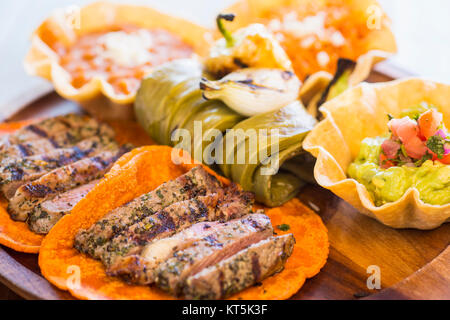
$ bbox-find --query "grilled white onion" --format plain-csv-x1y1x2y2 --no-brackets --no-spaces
200,68,301,116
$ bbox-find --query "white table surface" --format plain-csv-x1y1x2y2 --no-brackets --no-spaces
0,0,449,119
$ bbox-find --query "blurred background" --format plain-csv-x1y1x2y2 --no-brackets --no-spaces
0,0,449,114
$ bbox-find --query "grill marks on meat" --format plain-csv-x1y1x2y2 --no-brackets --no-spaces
7,146,131,221
0,136,117,199
154,214,273,295
0,113,114,151
108,213,270,286
95,194,222,265
183,234,295,299
0,138,60,162
107,220,225,284
74,166,223,257
0,113,133,235
27,179,100,234
87,188,253,266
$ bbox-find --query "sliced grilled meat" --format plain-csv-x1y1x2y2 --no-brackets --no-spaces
8,145,131,221
0,136,117,199
0,126,115,163
108,212,268,285
0,113,114,151
74,166,223,256
84,187,254,267
183,234,295,300
27,179,100,234
0,138,61,163
84,194,222,266
107,220,225,284
154,213,273,295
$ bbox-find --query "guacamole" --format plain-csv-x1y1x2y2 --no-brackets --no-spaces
348,137,450,206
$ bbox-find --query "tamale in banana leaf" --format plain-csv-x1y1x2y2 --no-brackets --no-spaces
134,60,316,207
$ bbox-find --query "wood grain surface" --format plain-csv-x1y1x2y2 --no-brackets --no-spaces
0,69,448,300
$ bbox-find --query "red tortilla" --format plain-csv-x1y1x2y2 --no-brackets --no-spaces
39,145,329,299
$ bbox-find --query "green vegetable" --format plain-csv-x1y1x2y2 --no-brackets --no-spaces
400,144,408,158
219,101,316,206
317,58,356,109
400,102,435,120
134,59,317,207
276,224,290,231
426,135,446,159
414,152,432,167
216,14,235,48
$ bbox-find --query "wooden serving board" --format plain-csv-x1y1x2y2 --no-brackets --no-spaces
0,65,449,300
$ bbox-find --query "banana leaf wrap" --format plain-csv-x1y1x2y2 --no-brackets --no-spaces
218,102,317,206
135,60,317,206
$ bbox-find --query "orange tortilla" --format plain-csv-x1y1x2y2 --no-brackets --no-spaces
39,145,328,300
0,119,154,253
0,197,43,254
0,121,44,253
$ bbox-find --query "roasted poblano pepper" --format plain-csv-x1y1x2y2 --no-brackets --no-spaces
299,58,359,120
204,14,293,79
317,58,357,107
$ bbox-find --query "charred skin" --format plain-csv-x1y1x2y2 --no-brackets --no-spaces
316,58,357,115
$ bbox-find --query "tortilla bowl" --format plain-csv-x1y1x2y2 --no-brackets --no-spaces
223,0,397,80
39,145,329,300
24,1,211,120
303,78,450,229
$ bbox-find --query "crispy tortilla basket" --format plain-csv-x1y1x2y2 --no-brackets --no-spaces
303,78,450,229
24,1,211,120
224,0,397,76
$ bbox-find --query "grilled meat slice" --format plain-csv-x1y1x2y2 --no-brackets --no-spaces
27,179,100,234
154,213,273,296
108,212,268,285
0,138,61,163
84,187,254,267
8,145,131,221
84,194,222,266
183,234,295,300
0,113,114,151
74,166,223,256
0,136,117,199
107,220,225,284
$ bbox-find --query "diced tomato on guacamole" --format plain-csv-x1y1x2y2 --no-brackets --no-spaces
381,107,449,168
348,104,450,206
